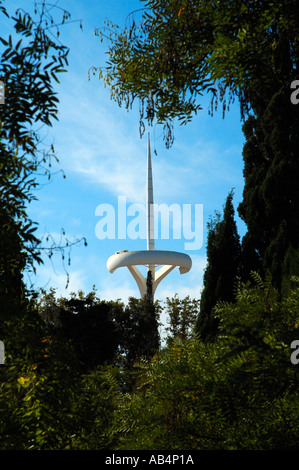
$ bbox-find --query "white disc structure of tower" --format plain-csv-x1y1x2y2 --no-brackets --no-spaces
107,134,192,298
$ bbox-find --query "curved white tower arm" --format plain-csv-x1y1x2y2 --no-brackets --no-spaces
107,250,192,297
107,250,192,274
154,265,175,292
127,265,147,297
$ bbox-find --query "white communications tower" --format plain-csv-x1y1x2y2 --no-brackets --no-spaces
107,135,192,299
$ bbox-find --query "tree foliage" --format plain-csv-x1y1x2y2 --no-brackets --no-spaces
238,87,299,292
165,294,199,346
95,0,299,141
0,0,70,307
0,0,86,300
1,279,299,450
196,190,242,341
2,0,299,452
0,1,84,450
38,289,122,371
107,275,299,450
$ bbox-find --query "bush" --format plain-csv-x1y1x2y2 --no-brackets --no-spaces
108,274,299,450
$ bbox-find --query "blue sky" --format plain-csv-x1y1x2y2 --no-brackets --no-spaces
5,0,247,306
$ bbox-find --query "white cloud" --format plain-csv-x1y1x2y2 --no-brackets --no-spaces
52,71,232,207
30,264,87,298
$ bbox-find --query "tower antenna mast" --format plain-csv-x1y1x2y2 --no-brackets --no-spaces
107,134,192,299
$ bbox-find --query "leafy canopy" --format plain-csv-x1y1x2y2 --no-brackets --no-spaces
95,0,299,144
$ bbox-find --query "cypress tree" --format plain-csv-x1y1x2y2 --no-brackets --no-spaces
238,85,299,293
120,271,160,367
142,270,160,358
196,190,242,341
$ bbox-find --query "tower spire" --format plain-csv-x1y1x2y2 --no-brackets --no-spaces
146,133,155,251
146,133,155,287
107,135,192,299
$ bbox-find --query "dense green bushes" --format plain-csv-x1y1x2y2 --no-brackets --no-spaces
1,274,299,450
105,274,299,450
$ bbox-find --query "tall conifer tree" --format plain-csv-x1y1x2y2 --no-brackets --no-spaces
196,190,241,341
238,86,299,293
